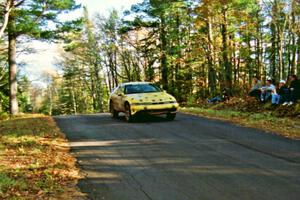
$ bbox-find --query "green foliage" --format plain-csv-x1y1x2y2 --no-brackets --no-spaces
3,0,82,115
38,0,300,114
37,8,110,115
0,93,9,113
17,75,32,113
0,66,32,114
0,112,9,120
9,0,81,38
0,173,17,194
0,64,9,113
186,94,197,107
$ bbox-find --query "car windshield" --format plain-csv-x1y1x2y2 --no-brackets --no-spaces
124,84,162,94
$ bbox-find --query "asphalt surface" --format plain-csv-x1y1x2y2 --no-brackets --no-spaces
55,113,300,200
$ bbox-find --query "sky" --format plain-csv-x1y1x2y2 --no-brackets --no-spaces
19,0,142,87
76,0,142,16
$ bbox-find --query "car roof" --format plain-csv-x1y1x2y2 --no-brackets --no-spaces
120,82,152,86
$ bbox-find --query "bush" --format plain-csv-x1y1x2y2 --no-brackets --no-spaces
187,95,197,107
0,112,9,121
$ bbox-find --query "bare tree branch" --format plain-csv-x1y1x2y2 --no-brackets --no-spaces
0,0,13,39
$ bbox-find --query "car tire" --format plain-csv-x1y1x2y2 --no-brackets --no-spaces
124,103,133,122
166,113,176,121
110,102,118,118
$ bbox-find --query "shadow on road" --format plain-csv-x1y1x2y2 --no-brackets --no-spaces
115,113,173,123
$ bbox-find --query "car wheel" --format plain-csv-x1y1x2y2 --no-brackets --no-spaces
110,102,118,118
124,103,133,122
166,113,176,121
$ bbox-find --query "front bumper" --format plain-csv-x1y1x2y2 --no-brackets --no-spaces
130,103,179,115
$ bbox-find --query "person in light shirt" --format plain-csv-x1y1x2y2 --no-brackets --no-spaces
249,76,262,100
261,79,276,102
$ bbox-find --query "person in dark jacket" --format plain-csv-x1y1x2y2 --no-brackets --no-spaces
285,75,300,105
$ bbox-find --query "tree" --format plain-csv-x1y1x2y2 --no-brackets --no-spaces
6,0,80,115
36,0,300,113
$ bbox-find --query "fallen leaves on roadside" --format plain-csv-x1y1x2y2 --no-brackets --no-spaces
0,114,86,199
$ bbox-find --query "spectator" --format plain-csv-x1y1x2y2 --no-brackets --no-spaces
221,88,230,102
272,80,288,105
261,79,276,102
207,96,222,103
249,76,262,100
284,75,300,105
207,88,229,103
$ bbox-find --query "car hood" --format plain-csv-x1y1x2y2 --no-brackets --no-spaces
126,92,176,103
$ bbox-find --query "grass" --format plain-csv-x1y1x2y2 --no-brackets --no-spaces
0,173,18,194
0,114,86,199
180,107,300,139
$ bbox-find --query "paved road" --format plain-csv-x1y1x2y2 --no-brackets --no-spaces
55,113,300,200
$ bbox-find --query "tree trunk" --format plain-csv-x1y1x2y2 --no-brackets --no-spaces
108,52,116,89
93,62,103,112
207,16,216,95
91,75,97,111
71,88,77,115
270,23,277,79
246,33,253,86
255,4,263,77
8,31,18,115
49,86,52,115
277,30,284,80
297,36,300,76
233,39,238,85
121,52,132,81
221,6,232,90
290,9,296,75
107,69,112,92
160,13,168,90
113,49,118,86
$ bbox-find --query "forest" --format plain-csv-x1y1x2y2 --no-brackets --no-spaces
0,0,300,116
